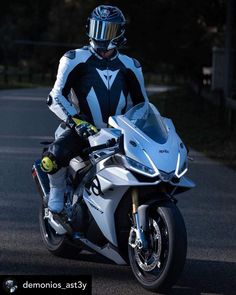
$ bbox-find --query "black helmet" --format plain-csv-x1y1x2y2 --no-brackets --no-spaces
87,5,126,51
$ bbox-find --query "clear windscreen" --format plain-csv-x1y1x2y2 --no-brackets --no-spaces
124,103,168,144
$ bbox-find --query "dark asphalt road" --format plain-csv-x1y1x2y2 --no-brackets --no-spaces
0,88,236,295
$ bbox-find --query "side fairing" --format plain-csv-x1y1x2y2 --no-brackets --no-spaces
83,172,129,247
82,164,163,247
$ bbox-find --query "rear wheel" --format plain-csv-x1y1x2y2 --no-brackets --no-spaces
128,201,187,293
39,205,82,258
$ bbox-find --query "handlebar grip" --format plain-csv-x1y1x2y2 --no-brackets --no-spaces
89,143,108,152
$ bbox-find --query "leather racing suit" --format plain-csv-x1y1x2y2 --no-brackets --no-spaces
44,46,149,213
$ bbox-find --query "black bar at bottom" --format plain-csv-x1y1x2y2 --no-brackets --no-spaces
0,275,92,295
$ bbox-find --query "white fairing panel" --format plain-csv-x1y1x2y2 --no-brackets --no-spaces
122,117,183,174
83,173,129,246
108,104,187,176
82,102,194,247
82,164,162,247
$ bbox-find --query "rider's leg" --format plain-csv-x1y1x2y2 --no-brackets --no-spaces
41,128,87,214
48,167,67,213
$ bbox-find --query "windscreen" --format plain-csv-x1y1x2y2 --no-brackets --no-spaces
124,103,168,144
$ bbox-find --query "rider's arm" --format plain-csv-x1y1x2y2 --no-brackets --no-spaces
46,49,91,123
126,58,149,105
118,55,149,108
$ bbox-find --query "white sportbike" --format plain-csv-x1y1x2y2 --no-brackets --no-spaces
32,102,195,293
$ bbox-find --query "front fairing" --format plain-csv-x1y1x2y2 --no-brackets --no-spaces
109,103,188,178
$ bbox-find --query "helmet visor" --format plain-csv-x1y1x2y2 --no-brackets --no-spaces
88,19,122,41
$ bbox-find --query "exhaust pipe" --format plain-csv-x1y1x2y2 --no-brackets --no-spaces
32,159,50,205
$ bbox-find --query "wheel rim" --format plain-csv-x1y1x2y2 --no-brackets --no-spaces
129,212,169,283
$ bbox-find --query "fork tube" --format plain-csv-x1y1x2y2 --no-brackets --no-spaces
131,187,141,246
132,188,139,226
131,188,149,249
132,187,139,215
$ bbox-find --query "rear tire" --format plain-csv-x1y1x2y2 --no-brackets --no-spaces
128,201,187,293
39,205,82,258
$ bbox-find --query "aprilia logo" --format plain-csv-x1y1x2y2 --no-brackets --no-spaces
159,149,169,154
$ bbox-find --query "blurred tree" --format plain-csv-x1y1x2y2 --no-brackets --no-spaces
111,0,226,76
0,0,226,82
0,0,53,75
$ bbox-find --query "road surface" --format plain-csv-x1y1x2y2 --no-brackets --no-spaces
0,88,236,295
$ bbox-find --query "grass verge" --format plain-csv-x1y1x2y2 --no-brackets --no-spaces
150,87,236,170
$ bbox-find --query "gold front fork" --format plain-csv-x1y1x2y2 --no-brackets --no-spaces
132,188,139,215
131,188,150,250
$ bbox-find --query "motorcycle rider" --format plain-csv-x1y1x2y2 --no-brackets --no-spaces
41,5,149,231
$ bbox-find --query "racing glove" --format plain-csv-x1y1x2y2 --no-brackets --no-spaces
67,115,98,138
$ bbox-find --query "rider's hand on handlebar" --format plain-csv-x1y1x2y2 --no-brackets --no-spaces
75,121,97,138
67,115,98,138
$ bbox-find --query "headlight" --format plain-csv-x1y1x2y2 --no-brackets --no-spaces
125,156,155,176
175,153,188,178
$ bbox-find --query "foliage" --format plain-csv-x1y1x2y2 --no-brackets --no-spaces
0,0,226,78
151,87,236,170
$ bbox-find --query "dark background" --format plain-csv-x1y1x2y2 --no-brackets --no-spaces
0,2,236,294
0,0,227,85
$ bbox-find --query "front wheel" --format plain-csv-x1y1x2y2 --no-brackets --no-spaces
128,201,187,293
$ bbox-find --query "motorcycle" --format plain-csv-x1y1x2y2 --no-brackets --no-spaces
32,102,195,293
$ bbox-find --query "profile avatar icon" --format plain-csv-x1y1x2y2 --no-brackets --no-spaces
3,279,18,293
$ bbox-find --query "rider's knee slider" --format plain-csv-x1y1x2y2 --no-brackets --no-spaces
41,152,58,174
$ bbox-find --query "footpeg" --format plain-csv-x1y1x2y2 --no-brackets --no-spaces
45,209,67,235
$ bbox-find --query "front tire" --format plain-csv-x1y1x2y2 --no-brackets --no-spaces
128,201,187,293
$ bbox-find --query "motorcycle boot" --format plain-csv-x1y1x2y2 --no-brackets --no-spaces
48,167,67,213
47,168,74,235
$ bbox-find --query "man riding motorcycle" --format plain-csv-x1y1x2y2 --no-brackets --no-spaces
41,5,149,232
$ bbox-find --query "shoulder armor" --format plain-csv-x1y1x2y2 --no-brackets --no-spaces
82,46,90,50
64,50,76,60
132,58,141,68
